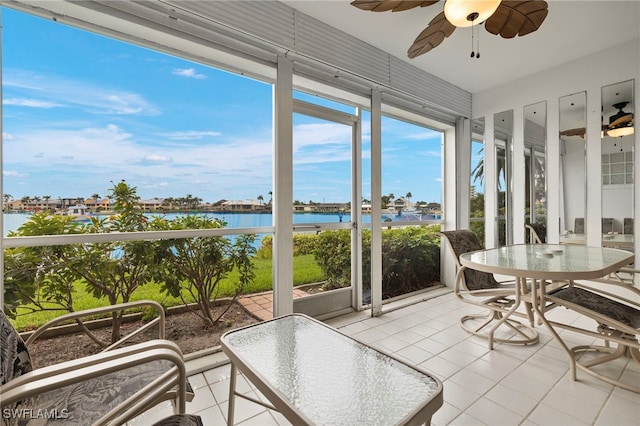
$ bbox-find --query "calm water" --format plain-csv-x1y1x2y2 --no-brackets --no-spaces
3,211,356,237
3,211,439,237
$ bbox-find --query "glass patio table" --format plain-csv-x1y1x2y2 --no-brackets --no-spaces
221,313,443,426
459,244,634,283
459,243,635,338
560,233,634,249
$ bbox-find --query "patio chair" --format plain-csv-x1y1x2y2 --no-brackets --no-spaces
1,301,191,425
439,230,538,349
525,222,546,243
543,281,640,393
574,217,585,234
152,414,204,426
624,217,633,234
602,217,614,234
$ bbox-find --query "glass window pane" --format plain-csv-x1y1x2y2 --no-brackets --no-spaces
3,8,273,235
380,114,442,301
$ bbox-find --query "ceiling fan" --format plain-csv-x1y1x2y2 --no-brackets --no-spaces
560,102,635,139
607,102,634,138
350,0,549,58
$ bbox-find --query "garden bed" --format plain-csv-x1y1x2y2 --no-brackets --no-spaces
26,301,259,368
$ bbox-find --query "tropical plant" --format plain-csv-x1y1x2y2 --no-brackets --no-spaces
313,226,441,298
150,215,256,326
68,181,161,343
3,213,83,321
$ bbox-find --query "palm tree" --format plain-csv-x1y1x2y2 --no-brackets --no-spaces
381,193,395,208
90,193,101,211
21,196,31,211
257,195,264,205
471,146,507,188
405,192,412,208
3,194,13,211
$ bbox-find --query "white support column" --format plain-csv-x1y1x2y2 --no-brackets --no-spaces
485,116,497,248
272,55,294,317
586,86,602,247
351,110,363,310
512,107,525,244
0,9,4,309
547,99,561,244
455,117,471,230
442,120,460,289
370,89,382,316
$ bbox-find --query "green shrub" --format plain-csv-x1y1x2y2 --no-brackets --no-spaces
377,226,441,298
313,230,352,289
313,226,441,298
256,235,272,259
293,233,318,255
256,233,319,260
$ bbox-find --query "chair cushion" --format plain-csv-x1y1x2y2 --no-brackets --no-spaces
440,230,503,290
14,359,175,425
152,414,204,426
552,287,640,329
1,310,32,386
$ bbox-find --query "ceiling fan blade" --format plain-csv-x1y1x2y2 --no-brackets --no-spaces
350,0,439,12
560,128,586,137
609,114,634,128
408,12,456,58
485,0,549,39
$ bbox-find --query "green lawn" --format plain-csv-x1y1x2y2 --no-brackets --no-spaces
11,254,325,331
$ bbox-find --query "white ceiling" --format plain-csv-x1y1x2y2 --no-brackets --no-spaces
280,0,640,94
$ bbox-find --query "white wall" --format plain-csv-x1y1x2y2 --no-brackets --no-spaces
561,137,586,233
473,38,640,256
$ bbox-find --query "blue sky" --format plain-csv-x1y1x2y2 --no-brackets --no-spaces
2,7,443,205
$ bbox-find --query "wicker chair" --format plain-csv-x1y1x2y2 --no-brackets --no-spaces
574,217,585,234
525,222,546,244
624,217,633,235
439,230,538,349
1,301,191,425
152,414,204,426
543,281,640,393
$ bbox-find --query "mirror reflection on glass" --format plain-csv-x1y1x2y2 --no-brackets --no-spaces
559,92,587,243
601,79,634,247
524,101,547,243
470,118,485,243
494,110,513,246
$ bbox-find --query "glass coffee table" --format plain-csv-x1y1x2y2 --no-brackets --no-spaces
221,314,443,426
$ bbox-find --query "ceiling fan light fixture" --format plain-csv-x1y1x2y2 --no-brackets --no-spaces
444,0,501,27
607,123,634,138
607,101,635,138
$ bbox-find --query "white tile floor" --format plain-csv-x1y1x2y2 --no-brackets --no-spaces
131,290,640,426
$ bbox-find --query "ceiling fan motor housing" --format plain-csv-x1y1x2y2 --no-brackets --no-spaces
609,102,631,126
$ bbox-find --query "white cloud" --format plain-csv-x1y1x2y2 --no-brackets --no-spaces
292,122,352,165
3,122,275,200
3,69,160,116
161,131,222,140
142,154,173,164
418,150,442,158
3,98,63,108
2,132,17,141
172,68,207,79
402,131,441,141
